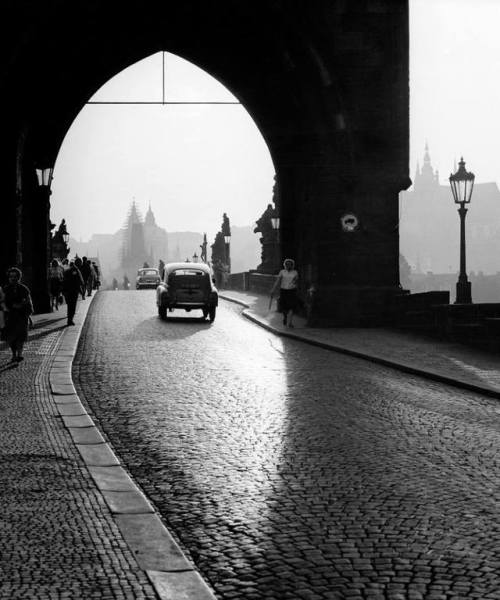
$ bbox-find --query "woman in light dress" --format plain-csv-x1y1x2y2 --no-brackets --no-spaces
271,258,299,328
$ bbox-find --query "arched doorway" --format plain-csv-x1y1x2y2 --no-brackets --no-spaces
49,51,276,285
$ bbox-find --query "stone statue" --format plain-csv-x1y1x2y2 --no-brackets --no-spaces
200,233,208,263
254,203,276,273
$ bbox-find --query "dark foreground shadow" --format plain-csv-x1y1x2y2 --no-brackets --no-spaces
28,324,68,343
32,317,67,328
127,314,213,342
0,358,19,374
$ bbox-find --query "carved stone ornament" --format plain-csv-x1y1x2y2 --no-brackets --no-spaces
340,213,359,232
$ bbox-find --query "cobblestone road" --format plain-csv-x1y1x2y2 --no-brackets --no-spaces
73,291,500,600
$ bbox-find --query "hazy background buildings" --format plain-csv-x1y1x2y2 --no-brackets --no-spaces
400,145,500,302
68,201,260,286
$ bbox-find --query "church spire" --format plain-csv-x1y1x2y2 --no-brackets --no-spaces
423,141,430,164
414,142,439,191
145,202,156,226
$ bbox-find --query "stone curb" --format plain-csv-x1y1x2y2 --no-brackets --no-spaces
220,293,500,401
48,295,217,600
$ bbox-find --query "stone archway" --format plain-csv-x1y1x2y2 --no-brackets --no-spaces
0,1,410,324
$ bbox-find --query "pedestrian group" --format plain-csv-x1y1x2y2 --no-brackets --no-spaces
0,256,101,364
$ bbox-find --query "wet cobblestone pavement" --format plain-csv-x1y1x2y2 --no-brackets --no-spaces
0,313,157,599
74,291,500,600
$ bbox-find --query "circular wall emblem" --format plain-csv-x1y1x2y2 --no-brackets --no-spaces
340,213,359,232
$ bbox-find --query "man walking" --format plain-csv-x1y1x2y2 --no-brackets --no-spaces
80,257,92,298
62,261,84,326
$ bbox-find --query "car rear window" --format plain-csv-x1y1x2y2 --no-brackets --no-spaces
171,269,205,276
139,269,158,276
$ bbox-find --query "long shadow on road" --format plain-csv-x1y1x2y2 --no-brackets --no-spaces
127,315,214,341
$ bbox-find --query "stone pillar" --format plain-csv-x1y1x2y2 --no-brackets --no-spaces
31,186,51,313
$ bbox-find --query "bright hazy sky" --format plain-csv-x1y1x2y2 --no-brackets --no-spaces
51,54,276,243
51,1,500,242
410,0,500,182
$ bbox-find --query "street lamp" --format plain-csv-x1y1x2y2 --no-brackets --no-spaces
449,157,475,304
271,207,281,272
33,163,55,312
271,208,280,242
222,213,231,272
36,166,54,189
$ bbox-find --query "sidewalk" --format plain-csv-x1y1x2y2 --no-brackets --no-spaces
0,295,216,600
220,290,500,400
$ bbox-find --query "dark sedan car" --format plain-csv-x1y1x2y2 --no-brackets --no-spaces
156,262,218,321
136,267,161,289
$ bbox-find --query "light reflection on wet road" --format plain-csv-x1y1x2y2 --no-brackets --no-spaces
73,291,500,600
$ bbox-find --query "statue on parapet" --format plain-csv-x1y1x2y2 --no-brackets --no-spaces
254,203,276,274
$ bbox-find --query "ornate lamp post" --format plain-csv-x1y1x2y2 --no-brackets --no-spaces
34,164,54,312
449,157,475,304
36,166,54,188
271,207,280,271
271,208,280,241
222,212,231,272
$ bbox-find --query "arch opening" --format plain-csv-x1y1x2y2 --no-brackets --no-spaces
50,52,277,283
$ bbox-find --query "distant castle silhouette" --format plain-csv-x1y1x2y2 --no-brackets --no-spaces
120,201,168,272
400,144,500,275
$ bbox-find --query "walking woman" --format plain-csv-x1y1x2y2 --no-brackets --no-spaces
48,258,64,311
3,267,34,362
271,258,299,328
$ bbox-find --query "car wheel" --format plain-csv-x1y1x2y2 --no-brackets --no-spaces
209,306,216,322
158,305,167,320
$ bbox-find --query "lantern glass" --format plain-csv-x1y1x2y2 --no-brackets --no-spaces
449,158,475,204
271,216,280,230
36,167,54,188
224,235,231,244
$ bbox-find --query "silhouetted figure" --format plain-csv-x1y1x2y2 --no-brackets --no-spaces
2,267,34,362
80,257,94,297
63,261,84,326
74,257,85,299
48,259,64,311
123,275,130,290
92,262,101,289
158,259,165,280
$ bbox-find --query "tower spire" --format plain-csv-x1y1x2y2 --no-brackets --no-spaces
414,142,439,191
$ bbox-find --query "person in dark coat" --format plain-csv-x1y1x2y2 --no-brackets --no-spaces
2,267,34,362
74,257,86,300
80,257,92,298
62,261,84,326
